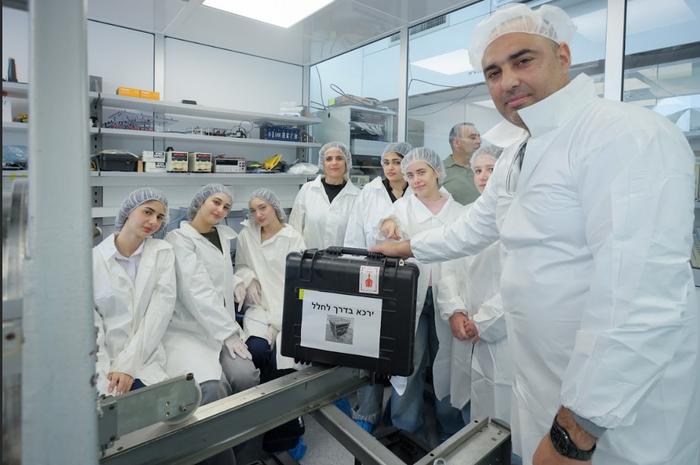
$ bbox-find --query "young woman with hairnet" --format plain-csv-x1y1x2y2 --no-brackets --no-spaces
289,142,360,249
436,145,518,461
343,141,412,432
234,188,309,460
163,185,259,446
378,148,466,443
93,188,176,397
233,188,306,377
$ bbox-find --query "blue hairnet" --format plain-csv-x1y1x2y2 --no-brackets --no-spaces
318,142,352,178
188,184,233,220
115,187,169,233
381,142,413,164
470,144,502,171
401,147,447,183
249,188,287,223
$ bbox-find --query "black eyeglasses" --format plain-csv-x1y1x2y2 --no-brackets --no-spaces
505,141,528,195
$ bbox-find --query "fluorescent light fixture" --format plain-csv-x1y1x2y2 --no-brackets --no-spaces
412,49,473,76
202,0,335,28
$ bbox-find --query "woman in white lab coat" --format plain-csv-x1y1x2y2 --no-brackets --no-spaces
93,188,176,397
163,184,259,403
233,188,306,377
379,147,466,441
343,141,412,432
234,188,309,460
437,145,514,427
289,141,360,249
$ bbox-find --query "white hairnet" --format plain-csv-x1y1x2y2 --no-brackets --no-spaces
188,183,233,220
249,188,287,223
470,144,502,171
381,142,413,164
469,4,576,71
318,142,352,177
115,187,169,233
401,147,446,184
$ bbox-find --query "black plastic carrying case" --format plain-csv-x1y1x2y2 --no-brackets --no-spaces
281,247,419,376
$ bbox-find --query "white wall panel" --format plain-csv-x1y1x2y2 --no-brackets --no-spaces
87,21,154,93
164,38,302,114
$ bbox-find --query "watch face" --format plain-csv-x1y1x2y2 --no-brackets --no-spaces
552,422,571,454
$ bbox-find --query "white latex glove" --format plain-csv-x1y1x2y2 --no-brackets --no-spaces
246,280,262,305
224,335,252,360
233,283,246,310
266,326,279,346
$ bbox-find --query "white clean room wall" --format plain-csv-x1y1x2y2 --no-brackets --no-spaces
163,38,303,114
87,21,155,93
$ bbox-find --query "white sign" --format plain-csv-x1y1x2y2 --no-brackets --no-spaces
300,289,382,358
359,265,379,294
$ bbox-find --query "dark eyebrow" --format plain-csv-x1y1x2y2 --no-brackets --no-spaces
483,48,537,73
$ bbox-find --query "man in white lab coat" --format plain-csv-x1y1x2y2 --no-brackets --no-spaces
372,4,700,465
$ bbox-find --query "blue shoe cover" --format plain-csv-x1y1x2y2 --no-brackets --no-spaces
287,436,307,461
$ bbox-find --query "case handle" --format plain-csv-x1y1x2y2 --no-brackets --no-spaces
324,246,385,260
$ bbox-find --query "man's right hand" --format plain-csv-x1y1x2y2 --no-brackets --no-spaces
369,240,413,258
449,312,470,340
379,219,402,240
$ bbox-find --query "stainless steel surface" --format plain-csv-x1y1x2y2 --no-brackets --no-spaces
100,366,368,465
413,418,511,465
98,375,202,453
2,179,28,465
311,404,406,465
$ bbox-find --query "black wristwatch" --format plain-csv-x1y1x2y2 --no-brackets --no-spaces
550,417,596,461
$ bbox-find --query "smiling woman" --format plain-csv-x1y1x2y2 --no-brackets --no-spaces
93,188,175,398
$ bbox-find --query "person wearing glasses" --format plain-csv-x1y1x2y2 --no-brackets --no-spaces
343,141,412,432
372,4,699,465
443,122,482,205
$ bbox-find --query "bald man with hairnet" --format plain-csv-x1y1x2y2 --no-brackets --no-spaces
372,4,700,465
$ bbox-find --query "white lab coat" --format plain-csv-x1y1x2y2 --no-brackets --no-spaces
234,221,306,370
344,176,411,249
93,234,176,395
412,74,700,465
437,238,513,422
388,190,466,405
163,222,244,383
289,175,360,249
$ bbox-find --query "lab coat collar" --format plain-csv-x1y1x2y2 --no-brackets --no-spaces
518,73,596,138
96,233,166,261
241,219,298,243
310,174,360,201
179,221,237,243
408,187,453,223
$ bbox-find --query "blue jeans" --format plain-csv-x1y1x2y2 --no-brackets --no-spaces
353,383,384,424
391,288,465,438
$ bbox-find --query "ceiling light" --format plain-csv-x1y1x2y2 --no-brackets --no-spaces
202,0,335,28
412,49,473,76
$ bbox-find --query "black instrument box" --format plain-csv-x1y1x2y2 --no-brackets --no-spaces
281,247,419,376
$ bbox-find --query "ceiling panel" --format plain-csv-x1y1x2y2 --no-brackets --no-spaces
86,0,476,65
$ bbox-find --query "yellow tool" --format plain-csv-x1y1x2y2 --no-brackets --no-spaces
263,153,282,170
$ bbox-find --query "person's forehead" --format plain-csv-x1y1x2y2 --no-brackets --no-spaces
325,148,345,157
141,200,166,213
473,154,497,166
249,197,268,208
406,160,431,171
384,152,402,160
482,32,552,66
210,193,232,204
